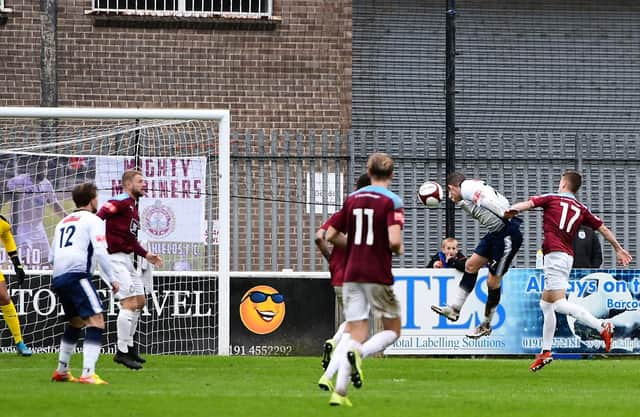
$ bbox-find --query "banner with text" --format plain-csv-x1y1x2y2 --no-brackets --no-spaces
386,268,640,355
95,156,206,243
1,273,216,354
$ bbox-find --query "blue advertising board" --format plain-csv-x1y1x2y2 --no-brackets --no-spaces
385,268,640,355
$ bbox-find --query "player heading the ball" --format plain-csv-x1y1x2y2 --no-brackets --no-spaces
431,172,523,339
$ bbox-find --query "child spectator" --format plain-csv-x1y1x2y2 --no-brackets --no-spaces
427,237,467,272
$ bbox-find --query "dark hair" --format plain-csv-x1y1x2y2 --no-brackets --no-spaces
355,173,370,190
367,153,394,180
562,170,582,193
446,172,465,187
72,182,98,207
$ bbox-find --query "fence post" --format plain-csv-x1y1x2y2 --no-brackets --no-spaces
445,0,457,238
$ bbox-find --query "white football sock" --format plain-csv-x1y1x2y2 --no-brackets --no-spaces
127,310,141,348
361,330,398,358
82,343,101,377
539,300,556,351
553,298,602,330
334,339,360,396
323,333,351,380
451,287,470,311
117,309,137,353
332,322,346,343
82,327,103,378
57,339,77,373
334,353,352,396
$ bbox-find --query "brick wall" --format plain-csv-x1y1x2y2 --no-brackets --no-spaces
0,2,41,106
0,1,352,272
0,0,352,131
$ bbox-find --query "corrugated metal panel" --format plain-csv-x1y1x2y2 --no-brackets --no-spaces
456,0,640,134
352,0,445,132
352,0,640,268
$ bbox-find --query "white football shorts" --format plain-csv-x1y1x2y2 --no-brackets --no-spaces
543,251,573,291
110,252,147,299
342,282,401,321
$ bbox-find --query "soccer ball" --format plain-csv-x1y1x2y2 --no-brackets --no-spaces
417,180,443,208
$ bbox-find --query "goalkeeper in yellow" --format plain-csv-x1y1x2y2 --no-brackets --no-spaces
0,215,32,356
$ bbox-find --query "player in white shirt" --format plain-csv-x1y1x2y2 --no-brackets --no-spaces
431,172,523,338
50,182,120,385
7,159,66,265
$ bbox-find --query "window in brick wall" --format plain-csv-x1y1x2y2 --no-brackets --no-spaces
0,0,6,10
92,0,271,17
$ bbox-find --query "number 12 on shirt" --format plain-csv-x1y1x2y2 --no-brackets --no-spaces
59,225,76,248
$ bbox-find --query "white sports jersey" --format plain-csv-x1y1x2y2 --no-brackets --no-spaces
7,175,58,227
50,210,116,284
459,179,511,233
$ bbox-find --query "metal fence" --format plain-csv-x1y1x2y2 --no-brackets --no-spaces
232,130,640,271
0,126,637,272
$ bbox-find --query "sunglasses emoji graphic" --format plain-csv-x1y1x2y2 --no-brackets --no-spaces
239,285,286,334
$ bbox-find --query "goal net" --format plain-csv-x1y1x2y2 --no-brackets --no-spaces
0,107,230,355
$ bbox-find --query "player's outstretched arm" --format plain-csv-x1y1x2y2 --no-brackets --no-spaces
504,200,535,218
597,224,633,266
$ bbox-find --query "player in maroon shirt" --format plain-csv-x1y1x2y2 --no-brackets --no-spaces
507,170,632,372
321,153,404,407
97,169,162,370
316,173,370,383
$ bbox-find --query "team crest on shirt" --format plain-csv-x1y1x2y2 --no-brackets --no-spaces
141,200,176,238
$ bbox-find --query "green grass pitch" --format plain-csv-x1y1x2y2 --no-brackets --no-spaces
2,354,640,417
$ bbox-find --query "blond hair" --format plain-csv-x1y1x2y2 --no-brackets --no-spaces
122,169,143,185
441,237,458,249
367,153,394,180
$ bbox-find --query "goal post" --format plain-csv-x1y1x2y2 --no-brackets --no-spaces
0,106,231,355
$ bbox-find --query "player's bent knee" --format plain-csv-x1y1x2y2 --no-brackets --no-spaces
85,314,105,329
464,262,482,274
136,294,147,309
70,316,85,328
486,274,502,289
383,317,402,337
121,295,146,310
